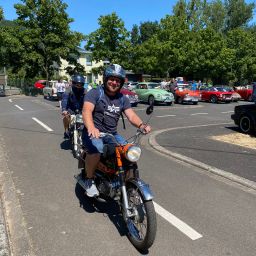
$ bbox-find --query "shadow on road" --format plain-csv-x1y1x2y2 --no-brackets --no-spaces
74,182,127,237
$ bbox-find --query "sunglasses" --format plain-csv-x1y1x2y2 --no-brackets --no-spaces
73,82,84,87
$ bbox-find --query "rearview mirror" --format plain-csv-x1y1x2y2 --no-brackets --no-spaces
146,103,154,115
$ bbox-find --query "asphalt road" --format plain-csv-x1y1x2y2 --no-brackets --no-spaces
0,96,255,256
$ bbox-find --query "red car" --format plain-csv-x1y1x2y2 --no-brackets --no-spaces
200,87,233,103
234,85,253,101
34,80,47,89
121,87,139,107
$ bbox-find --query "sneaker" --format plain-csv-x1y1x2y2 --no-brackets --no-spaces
84,179,99,197
64,131,70,139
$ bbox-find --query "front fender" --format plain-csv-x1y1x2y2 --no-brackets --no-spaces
126,178,154,201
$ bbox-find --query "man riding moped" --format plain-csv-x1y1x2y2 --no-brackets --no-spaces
82,64,151,197
61,74,85,138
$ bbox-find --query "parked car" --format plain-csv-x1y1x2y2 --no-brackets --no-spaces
43,80,58,100
234,85,253,101
124,82,138,91
215,86,241,102
121,86,139,107
133,82,174,105
200,87,233,103
0,84,5,97
231,104,256,134
174,86,200,104
34,80,47,89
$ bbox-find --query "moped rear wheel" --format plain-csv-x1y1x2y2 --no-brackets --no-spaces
125,186,157,251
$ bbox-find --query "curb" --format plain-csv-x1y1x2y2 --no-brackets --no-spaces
148,126,256,191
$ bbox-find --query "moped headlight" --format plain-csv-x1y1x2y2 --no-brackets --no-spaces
125,146,141,162
76,114,83,124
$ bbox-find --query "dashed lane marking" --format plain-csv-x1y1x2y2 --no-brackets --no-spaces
190,112,208,115
14,105,24,110
153,202,203,240
156,114,176,118
32,117,53,132
221,111,234,114
9,99,13,103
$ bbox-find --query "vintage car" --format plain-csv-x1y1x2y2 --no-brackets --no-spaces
174,86,200,104
34,80,47,89
215,86,241,102
231,104,256,134
43,80,58,100
234,85,253,101
200,87,233,103
121,86,139,107
133,82,174,105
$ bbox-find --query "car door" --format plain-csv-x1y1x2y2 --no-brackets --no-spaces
200,88,209,101
135,84,148,102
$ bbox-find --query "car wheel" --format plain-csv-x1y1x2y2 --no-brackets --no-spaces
166,102,172,106
177,97,183,104
239,115,253,133
210,95,218,103
148,95,155,105
247,95,252,101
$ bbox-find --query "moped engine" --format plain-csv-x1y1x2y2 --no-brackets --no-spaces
96,176,120,199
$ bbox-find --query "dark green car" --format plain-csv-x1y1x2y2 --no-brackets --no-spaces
133,82,174,105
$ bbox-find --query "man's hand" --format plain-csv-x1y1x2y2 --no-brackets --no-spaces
62,111,69,116
88,127,100,139
140,124,151,134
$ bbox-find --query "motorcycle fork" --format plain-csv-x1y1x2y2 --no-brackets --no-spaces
73,124,78,151
116,148,135,219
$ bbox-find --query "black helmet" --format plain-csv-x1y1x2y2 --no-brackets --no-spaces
71,74,85,85
103,64,126,86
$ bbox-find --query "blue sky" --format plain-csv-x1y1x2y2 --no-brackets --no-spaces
0,0,176,35
1,0,255,35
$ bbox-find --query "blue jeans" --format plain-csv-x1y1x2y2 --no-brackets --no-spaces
82,130,126,154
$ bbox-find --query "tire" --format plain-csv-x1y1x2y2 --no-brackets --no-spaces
177,97,183,104
166,102,172,106
210,95,218,103
193,102,198,105
148,95,155,105
125,186,157,251
248,95,252,102
239,115,253,134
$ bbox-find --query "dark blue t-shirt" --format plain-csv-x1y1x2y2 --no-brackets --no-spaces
84,87,131,133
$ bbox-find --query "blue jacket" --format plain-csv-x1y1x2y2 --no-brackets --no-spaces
61,89,85,113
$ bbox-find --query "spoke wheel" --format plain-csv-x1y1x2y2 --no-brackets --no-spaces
210,95,218,103
239,115,252,133
125,186,156,251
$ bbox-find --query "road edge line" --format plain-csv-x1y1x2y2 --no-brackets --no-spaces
148,126,256,191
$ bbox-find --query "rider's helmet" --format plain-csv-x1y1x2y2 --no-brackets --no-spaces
71,74,85,94
103,64,126,87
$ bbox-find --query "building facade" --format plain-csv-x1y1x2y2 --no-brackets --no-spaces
58,49,104,84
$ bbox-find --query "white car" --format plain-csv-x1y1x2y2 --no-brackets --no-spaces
43,80,58,100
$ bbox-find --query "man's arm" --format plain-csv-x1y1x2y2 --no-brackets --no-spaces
82,102,100,138
124,108,151,133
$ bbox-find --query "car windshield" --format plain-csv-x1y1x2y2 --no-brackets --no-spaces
147,83,160,89
215,87,227,92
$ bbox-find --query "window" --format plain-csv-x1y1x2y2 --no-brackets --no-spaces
85,55,92,66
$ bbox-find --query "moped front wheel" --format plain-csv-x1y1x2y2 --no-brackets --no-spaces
125,186,157,251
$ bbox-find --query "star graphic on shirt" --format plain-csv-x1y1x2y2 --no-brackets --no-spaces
107,104,120,113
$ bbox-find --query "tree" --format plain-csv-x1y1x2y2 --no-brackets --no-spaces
13,0,84,80
131,24,140,45
85,12,130,66
139,21,160,43
0,7,3,21
224,0,255,32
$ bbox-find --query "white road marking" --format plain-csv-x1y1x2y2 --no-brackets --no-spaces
221,111,234,114
190,113,208,116
156,114,176,118
9,99,13,103
14,105,24,110
32,117,53,131
153,202,203,240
